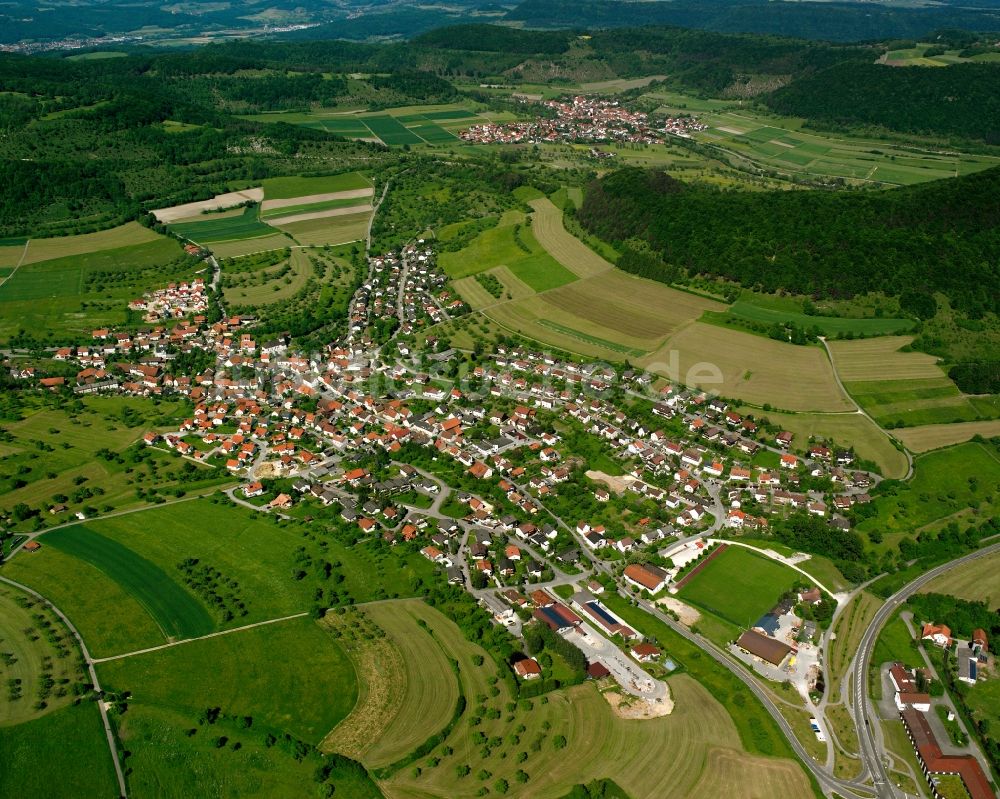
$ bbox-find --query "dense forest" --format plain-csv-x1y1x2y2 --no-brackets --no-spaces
577,167,1000,320
505,0,1000,42
768,62,1000,143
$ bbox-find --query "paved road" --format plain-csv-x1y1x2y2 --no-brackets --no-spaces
0,575,129,799
849,541,1000,798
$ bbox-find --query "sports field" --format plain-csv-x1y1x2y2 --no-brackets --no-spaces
828,337,988,426
740,407,909,479
0,703,119,798
640,323,853,412
169,205,276,244
677,547,802,632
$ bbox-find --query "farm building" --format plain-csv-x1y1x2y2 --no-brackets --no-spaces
900,708,993,799
623,563,668,594
736,630,792,667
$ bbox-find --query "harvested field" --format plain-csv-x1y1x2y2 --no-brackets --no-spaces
208,232,297,258
639,323,853,412
828,336,945,382
275,212,370,246
739,407,909,478
487,296,654,358
921,550,1000,605
895,420,1000,453
688,746,812,798
266,203,373,226
151,189,263,223
451,275,496,310
20,222,161,265
261,188,374,211
542,271,723,341
529,197,612,278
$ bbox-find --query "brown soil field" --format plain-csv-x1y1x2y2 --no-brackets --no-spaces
640,323,853,412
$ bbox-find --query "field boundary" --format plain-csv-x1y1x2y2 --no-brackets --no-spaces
92,611,309,664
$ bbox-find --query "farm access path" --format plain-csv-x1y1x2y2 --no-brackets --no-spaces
819,336,914,480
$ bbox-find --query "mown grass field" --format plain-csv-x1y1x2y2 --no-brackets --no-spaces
323,600,463,768
639,323,853,412
859,442,1000,547
920,550,1000,606
0,702,119,798
241,105,494,146
208,231,297,258
677,547,801,633
894,420,1000,453
222,248,312,306
827,591,881,698
45,524,215,641
98,616,360,799
2,545,168,656
3,499,323,656
541,270,724,343
442,209,577,291
871,611,919,672
737,406,909,478
0,583,86,725
260,195,372,220
528,197,612,279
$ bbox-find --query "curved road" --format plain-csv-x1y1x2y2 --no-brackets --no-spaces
0,575,128,799
848,541,1000,799
818,337,914,481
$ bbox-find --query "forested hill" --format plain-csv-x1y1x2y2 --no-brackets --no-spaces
767,62,1000,143
577,167,1000,318
504,0,1000,42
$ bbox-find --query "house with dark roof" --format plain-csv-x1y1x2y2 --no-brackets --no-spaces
736,630,792,667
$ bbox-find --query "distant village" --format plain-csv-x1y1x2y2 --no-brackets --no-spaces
460,95,707,146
